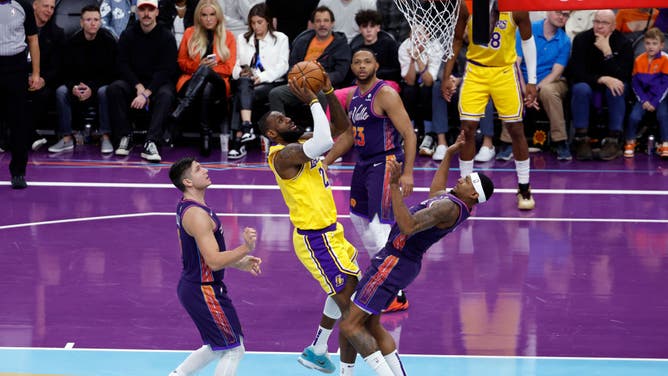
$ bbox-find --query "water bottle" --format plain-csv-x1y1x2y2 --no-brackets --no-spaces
647,135,655,156
83,123,92,144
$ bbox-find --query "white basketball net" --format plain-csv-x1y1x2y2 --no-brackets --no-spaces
393,0,462,61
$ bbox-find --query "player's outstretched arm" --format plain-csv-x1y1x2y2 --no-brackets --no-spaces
429,130,465,197
441,2,468,102
388,160,459,235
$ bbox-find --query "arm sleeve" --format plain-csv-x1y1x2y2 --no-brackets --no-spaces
302,102,334,159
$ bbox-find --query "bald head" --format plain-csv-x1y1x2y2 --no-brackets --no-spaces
593,9,616,37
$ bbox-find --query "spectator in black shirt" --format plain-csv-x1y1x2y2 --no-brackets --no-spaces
107,0,177,162
49,4,118,155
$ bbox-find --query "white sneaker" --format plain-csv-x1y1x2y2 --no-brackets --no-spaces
32,137,47,151
432,144,447,161
100,138,114,154
115,136,132,156
474,146,496,162
419,135,434,156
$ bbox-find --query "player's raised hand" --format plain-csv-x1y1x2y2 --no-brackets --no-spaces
388,159,403,186
243,227,257,252
314,61,333,94
288,76,318,105
446,130,466,156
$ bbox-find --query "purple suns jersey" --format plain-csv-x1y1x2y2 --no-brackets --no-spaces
348,80,402,160
385,192,471,262
176,199,226,284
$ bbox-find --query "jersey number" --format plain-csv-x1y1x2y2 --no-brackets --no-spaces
318,167,330,188
489,32,501,49
354,127,366,147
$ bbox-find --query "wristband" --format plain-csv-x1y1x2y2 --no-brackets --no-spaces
323,87,334,95
141,93,149,99
309,98,319,106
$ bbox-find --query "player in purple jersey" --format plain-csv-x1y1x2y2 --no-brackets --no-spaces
339,132,494,376
168,157,261,376
324,48,416,313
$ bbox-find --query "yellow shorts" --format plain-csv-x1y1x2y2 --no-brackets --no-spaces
459,62,524,123
293,222,360,296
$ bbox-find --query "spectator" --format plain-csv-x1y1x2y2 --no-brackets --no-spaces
1,0,40,189
348,9,401,85
566,10,595,41
376,0,409,43
231,2,289,157
567,9,634,161
100,0,135,39
108,0,177,162
49,4,118,155
27,0,64,151
317,0,376,43
399,26,443,159
268,6,351,116
172,0,236,157
615,8,658,34
515,10,573,160
624,28,668,159
218,0,264,37
266,0,319,45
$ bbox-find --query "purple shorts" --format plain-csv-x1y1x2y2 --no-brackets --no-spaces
177,278,243,350
353,248,421,315
349,153,404,223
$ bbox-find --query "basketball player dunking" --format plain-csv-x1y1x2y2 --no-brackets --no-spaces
442,0,538,210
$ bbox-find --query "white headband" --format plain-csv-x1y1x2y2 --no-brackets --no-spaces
470,172,486,203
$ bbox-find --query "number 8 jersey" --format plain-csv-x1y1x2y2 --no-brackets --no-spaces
466,11,517,67
268,144,338,230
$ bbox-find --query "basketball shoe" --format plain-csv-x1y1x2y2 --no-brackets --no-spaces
297,345,335,374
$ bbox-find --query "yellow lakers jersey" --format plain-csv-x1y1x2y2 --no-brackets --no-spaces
268,144,337,230
466,12,517,67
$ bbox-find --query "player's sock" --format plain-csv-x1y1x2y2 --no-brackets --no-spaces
515,158,530,185
172,345,220,375
312,326,333,355
364,351,394,376
459,159,474,178
384,350,406,376
340,362,355,376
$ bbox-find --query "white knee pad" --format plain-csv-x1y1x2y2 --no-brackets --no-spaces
323,296,342,320
368,215,391,252
350,213,380,257
215,340,245,376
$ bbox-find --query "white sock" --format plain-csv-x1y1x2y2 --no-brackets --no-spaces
384,350,406,376
364,351,394,376
312,326,332,355
340,362,355,376
214,343,245,376
515,158,530,185
172,345,220,375
459,158,474,178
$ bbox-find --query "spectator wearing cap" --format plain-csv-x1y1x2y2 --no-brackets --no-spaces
107,0,177,162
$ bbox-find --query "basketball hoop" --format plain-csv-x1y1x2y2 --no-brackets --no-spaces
393,0,462,61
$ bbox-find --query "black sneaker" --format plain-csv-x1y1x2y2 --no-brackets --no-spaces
240,122,256,143
141,141,162,162
11,175,27,189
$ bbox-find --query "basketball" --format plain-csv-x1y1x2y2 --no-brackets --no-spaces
287,61,326,93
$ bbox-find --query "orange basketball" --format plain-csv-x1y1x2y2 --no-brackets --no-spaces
287,61,326,93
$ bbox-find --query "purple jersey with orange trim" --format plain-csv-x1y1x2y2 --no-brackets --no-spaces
176,198,226,283
385,192,471,262
348,80,402,159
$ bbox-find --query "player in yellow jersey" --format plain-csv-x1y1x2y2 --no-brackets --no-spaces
442,0,538,210
260,68,402,375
